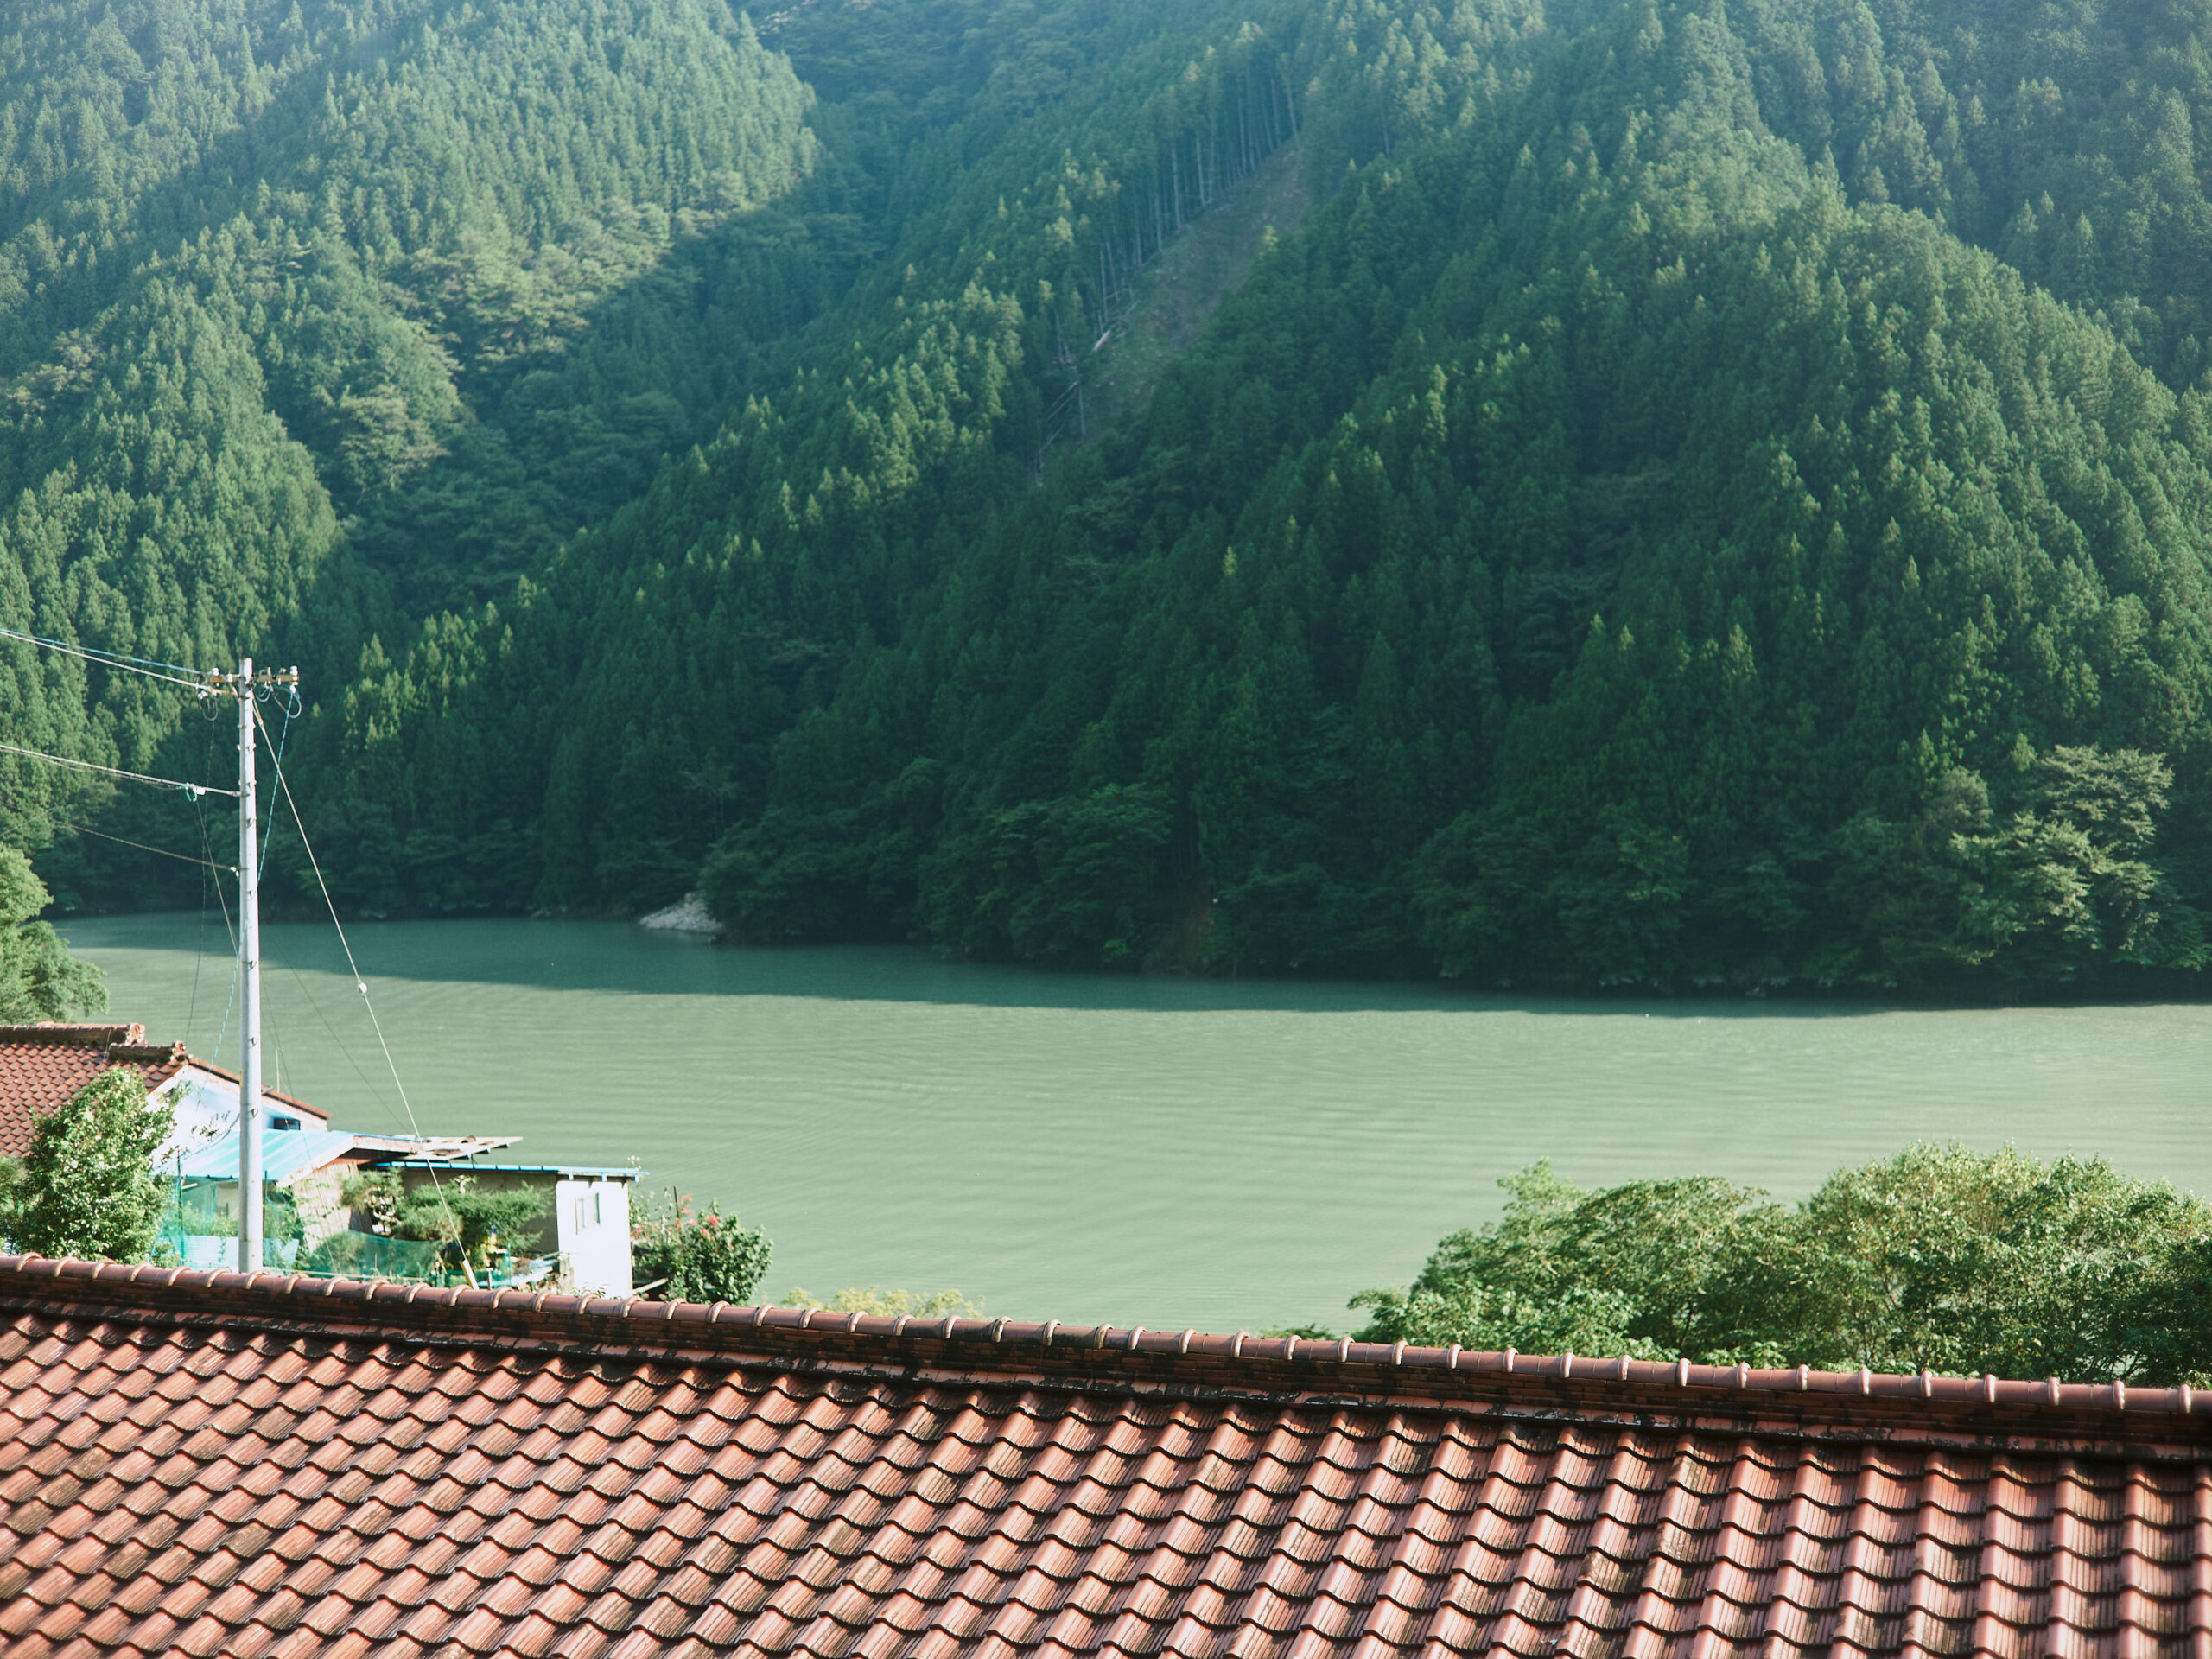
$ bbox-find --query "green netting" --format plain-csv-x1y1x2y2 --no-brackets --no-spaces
304,1233,446,1280
152,1179,556,1284
159,1236,309,1271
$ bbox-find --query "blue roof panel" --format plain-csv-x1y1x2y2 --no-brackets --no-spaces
175,1128,357,1185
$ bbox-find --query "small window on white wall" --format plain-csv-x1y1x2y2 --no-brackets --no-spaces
575,1197,587,1233
594,1189,602,1226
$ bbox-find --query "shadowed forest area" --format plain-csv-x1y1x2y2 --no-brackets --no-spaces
13,0,2212,995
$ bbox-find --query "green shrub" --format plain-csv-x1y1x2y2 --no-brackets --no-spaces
632,1187,772,1303
0,1155,22,1247
1353,1147,2212,1382
339,1169,549,1276
13,1071,173,1262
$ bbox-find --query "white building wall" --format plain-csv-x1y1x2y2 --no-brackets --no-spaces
554,1177,633,1296
151,1071,322,1166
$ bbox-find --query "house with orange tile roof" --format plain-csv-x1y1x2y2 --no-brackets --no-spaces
0,1022,329,1163
0,1253,2206,1657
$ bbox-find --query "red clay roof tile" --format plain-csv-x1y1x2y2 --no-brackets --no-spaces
0,1026,338,1158
9,1259,2212,1656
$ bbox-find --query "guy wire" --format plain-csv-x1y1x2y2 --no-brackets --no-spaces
192,791,241,1064
239,699,402,1127
251,704,466,1274
188,823,207,1043
58,819,232,871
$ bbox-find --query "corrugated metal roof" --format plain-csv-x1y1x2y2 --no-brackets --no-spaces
378,1160,640,1177
174,1128,359,1184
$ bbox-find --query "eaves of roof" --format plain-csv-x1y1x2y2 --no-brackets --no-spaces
177,1132,529,1183
375,1159,637,1176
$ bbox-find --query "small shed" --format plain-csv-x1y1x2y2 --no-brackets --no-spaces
379,1159,639,1295
171,1128,525,1273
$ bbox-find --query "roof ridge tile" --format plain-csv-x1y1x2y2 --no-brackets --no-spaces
16,1254,2203,1445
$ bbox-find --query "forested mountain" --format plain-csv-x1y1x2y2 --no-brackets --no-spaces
0,0,817,897
15,0,2212,992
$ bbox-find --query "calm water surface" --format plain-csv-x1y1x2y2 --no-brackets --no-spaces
58,913,2212,1332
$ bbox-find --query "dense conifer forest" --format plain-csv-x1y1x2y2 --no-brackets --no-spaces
13,0,2212,992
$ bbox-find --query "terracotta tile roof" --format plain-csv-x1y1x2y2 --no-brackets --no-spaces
0,1025,187,1158
3,1256,2211,1658
0,1025,330,1159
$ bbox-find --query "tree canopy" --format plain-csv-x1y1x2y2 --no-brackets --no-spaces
0,845,102,1018
4,1068,172,1262
1349,1147,2212,1385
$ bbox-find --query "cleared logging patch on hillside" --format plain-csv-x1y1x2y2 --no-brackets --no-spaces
1082,145,1310,437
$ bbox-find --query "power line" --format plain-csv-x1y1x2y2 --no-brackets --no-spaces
0,622,202,677
191,791,240,1065
0,624,209,690
53,819,232,872
0,778,232,874
0,739,236,797
0,643,463,1272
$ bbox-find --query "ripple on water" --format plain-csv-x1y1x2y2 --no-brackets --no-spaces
60,914,2212,1332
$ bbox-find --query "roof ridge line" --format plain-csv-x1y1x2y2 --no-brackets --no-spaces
0,1021,145,1046
159,1054,327,1116
4,1255,2205,1449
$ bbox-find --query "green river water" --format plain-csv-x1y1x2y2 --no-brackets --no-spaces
57,912,2212,1333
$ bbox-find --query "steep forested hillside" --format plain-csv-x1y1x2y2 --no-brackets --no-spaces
304,0,1319,913
16,0,2212,992
693,0,2212,989
0,0,817,899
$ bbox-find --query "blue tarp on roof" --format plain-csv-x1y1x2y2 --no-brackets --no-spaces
175,1128,356,1185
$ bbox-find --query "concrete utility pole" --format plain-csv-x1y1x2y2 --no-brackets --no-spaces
237,657,260,1273
208,658,297,1273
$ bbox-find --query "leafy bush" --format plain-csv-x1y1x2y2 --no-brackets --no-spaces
1353,1147,2212,1382
0,1155,22,1246
632,1187,772,1303
11,1071,173,1262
